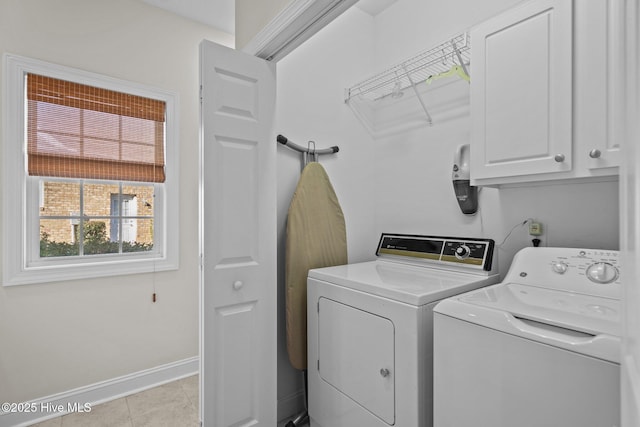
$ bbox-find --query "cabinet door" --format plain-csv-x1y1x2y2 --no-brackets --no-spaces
576,0,623,172
471,0,573,181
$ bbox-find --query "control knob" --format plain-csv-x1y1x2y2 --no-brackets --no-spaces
552,261,569,274
586,262,619,284
455,245,471,260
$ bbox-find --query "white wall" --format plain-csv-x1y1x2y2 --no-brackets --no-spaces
277,7,377,262
373,0,525,69
0,0,232,403
274,1,620,416
373,119,619,274
371,0,619,274
274,6,376,417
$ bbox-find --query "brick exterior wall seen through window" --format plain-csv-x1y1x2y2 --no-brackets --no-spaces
39,181,154,244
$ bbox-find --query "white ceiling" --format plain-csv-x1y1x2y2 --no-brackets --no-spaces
140,0,396,36
141,0,236,34
355,0,397,16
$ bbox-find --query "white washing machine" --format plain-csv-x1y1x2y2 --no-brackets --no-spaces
434,247,621,427
307,234,500,427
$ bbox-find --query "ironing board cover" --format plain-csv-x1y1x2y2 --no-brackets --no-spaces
285,162,347,370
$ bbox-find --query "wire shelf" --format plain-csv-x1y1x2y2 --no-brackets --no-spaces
345,32,470,104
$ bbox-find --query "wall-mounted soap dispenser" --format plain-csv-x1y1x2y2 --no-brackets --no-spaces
452,144,478,214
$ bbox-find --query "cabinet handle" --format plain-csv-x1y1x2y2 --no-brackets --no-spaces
554,154,565,163
380,368,390,378
233,280,244,290
589,149,602,159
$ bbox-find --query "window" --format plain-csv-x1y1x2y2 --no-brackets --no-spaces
3,54,179,285
39,181,153,257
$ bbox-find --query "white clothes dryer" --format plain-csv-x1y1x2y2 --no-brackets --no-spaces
433,247,621,427
307,234,499,427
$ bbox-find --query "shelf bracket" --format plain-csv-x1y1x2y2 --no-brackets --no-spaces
452,40,470,81
403,64,433,126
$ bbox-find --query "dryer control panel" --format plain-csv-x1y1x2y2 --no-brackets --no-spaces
376,233,495,272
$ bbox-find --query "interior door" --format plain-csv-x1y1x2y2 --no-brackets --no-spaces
199,40,277,427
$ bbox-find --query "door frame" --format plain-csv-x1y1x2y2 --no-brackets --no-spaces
621,1,640,425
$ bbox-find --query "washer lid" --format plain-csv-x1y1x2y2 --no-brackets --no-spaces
435,283,621,362
308,260,499,306
459,283,621,336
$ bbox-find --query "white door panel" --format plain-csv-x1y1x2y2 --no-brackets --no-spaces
471,0,572,179
213,138,259,268
200,40,276,427
318,298,395,424
590,0,623,169
575,0,623,172
621,1,640,424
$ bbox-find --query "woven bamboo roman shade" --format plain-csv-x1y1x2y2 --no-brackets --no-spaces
26,73,166,183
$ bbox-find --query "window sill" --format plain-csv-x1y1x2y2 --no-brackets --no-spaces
2,255,178,286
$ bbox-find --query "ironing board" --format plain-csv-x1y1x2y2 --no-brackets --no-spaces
285,162,347,370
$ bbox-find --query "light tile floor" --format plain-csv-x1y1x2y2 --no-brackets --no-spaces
30,375,199,427
29,375,304,427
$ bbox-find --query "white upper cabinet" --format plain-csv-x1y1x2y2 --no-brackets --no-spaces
471,0,623,186
575,0,623,173
470,0,572,182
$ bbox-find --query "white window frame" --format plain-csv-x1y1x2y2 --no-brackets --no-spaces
2,54,179,286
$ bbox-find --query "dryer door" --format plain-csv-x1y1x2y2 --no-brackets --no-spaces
318,297,395,424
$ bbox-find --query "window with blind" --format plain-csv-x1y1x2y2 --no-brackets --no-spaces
2,54,179,286
27,74,166,183
28,73,164,258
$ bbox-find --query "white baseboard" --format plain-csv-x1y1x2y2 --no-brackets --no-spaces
0,356,199,427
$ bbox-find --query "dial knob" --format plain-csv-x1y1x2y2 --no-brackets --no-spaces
455,245,471,260
552,261,568,274
586,262,619,284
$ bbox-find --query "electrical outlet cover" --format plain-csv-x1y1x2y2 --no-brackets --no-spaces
529,222,542,236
